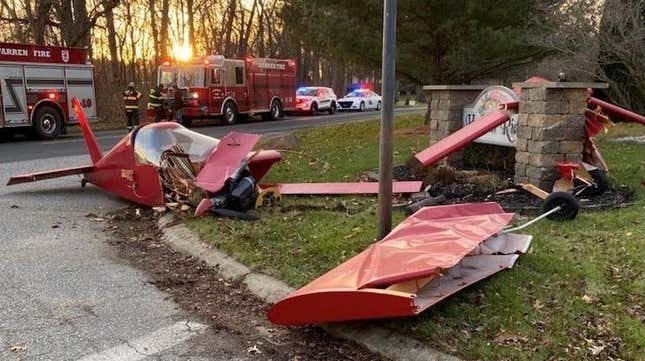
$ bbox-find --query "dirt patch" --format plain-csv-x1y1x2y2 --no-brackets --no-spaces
256,133,302,151
363,163,635,215
104,208,385,361
393,125,430,137
424,183,633,214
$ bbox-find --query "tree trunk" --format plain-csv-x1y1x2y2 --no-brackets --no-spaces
147,0,159,64
223,0,237,56
187,0,195,49
159,0,170,60
105,5,119,83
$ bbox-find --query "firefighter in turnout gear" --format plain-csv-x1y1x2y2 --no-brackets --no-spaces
147,84,165,122
123,82,142,131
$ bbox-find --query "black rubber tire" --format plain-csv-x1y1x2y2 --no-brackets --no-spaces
543,191,580,221
376,101,382,111
580,169,609,196
0,130,13,142
222,101,238,125
359,102,365,112
33,105,62,140
328,102,337,114
310,102,318,115
262,99,282,121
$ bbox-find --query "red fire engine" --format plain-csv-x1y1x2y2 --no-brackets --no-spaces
156,55,296,125
0,42,97,139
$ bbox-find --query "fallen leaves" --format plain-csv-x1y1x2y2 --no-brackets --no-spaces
493,330,528,346
10,344,26,352
247,345,262,354
532,299,544,310
582,294,593,304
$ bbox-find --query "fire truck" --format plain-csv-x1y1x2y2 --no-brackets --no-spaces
0,42,97,140
156,55,296,125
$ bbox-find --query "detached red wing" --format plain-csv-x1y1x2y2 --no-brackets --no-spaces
356,202,514,289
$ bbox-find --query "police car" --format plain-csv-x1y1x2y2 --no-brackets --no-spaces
337,89,382,112
295,87,338,114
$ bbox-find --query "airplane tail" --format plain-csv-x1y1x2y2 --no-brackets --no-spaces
72,97,102,164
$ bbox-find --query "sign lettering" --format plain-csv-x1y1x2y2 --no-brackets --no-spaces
463,86,519,147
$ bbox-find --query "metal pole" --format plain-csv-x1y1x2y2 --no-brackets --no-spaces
377,0,397,239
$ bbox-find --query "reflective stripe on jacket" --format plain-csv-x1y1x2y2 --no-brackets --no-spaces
147,87,163,108
123,89,142,110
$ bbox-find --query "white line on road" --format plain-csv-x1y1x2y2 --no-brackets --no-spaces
77,321,208,361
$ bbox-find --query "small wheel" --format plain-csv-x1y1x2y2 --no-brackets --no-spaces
359,102,365,112
580,170,609,196
222,101,238,125
81,178,88,188
310,102,318,115
33,105,62,140
543,192,580,221
376,101,382,111
328,102,337,114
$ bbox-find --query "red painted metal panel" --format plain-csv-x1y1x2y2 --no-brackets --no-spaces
87,134,165,207
356,202,514,288
0,42,88,64
247,150,282,181
72,97,102,164
6,165,94,185
268,202,518,325
265,181,422,195
414,110,510,167
195,132,261,193
588,97,645,125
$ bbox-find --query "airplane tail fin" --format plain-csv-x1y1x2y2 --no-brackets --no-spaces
72,97,102,164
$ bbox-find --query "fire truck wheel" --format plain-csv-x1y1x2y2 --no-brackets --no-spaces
223,101,239,125
359,102,365,112
543,191,579,221
263,99,283,121
329,102,337,114
33,105,62,140
0,130,13,141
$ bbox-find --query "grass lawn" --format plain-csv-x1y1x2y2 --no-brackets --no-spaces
186,114,644,361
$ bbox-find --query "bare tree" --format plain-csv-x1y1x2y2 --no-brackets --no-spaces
537,0,645,112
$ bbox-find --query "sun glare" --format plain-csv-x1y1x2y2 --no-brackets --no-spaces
172,43,193,62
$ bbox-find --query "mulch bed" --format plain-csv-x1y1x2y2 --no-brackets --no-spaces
103,208,386,361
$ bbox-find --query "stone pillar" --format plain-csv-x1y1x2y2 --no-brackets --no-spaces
423,85,488,167
512,81,608,189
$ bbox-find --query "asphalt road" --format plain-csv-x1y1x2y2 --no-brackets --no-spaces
0,106,424,360
1,155,255,360
0,107,425,164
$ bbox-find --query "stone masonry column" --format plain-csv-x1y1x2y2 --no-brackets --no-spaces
423,85,488,167
512,81,609,190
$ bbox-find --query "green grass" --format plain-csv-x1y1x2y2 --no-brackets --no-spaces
186,115,644,361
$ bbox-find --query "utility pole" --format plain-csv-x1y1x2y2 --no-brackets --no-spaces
377,0,397,240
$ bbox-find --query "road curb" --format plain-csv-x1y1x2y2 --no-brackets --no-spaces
156,215,461,361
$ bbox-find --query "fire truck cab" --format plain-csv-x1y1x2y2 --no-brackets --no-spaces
0,42,97,140
157,55,296,125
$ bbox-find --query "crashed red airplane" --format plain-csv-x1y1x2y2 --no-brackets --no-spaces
7,98,422,215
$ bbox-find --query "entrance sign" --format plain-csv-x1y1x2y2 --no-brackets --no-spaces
463,86,519,147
